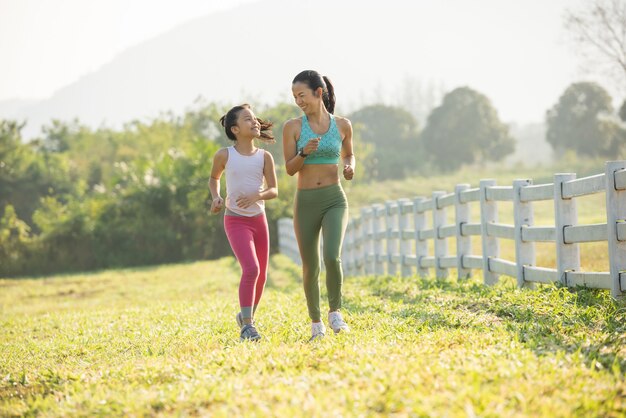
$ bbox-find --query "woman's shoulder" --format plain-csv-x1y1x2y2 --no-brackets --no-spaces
282,117,303,137
333,115,352,130
283,116,303,128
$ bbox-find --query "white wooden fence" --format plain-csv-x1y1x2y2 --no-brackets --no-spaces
277,161,626,297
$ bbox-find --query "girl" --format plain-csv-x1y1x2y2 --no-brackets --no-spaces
282,70,355,341
209,104,278,342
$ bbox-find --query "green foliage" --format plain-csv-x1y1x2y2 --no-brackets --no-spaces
0,258,624,416
546,82,623,157
349,104,421,180
0,120,76,227
0,102,304,277
421,87,515,171
0,205,31,275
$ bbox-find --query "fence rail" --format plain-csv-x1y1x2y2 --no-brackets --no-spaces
278,161,626,297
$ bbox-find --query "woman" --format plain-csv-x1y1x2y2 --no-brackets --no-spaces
282,70,355,341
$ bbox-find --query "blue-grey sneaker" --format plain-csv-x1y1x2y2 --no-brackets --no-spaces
240,324,261,342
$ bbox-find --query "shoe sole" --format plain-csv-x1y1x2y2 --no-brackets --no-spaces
240,336,261,342
308,333,325,342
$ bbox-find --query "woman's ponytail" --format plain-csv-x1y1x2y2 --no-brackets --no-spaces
322,76,336,114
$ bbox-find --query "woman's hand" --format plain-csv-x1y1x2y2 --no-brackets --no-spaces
210,197,224,214
343,164,354,180
302,137,320,155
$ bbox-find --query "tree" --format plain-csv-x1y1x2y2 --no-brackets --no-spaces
420,87,514,171
546,82,620,157
349,104,421,180
565,0,626,89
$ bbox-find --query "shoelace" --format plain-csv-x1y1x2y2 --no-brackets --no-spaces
330,315,345,329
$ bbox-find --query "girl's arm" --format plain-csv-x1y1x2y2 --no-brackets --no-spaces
208,149,227,214
339,117,355,180
236,151,278,208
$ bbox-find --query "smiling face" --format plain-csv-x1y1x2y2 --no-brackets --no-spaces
292,81,322,112
231,108,260,139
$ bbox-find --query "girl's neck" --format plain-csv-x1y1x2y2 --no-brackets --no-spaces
233,139,256,155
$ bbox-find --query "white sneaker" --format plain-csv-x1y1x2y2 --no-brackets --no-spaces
328,311,350,334
309,321,326,341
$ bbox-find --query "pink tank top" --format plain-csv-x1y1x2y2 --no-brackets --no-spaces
225,146,265,216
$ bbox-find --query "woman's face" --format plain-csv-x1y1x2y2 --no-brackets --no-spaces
292,82,321,112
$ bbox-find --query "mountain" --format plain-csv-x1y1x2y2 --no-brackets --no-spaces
2,0,572,139
0,99,37,120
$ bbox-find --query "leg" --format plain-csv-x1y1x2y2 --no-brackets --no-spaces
252,214,269,314
321,203,349,312
224,216,260,323
294,191,324,321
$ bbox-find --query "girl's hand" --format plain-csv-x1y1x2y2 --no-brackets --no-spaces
210,197,224,214
236,193,260,209
343,164,354,180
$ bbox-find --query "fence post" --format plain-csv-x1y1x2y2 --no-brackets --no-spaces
385,200,399,276
480,179,499,285
455,184,471,279
361,207,373,276
513,179,535,288
554,173,579,286
373,204,385,276
605,161,626,297
398,198,413,277
414,196,428,277
352,217,363,277
432,191,448,279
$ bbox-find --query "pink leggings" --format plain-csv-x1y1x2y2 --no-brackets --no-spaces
224,213,269,315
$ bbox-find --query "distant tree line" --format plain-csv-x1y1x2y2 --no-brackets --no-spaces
1,80,625,277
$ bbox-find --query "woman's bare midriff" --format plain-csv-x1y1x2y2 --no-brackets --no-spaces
297,164,340,189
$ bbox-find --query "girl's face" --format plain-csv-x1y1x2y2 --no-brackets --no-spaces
292,82,321,112
232,108,260,139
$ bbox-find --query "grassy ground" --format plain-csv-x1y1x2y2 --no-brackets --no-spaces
1,255,625,417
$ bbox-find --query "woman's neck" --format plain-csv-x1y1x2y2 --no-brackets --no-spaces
305,106,330,125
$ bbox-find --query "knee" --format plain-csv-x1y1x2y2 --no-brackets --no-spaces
323,256,342,271
241,263,261,282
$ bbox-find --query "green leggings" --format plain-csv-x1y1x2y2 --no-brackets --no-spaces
294,183,348,321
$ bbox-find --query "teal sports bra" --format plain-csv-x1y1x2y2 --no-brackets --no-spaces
296,114,342,165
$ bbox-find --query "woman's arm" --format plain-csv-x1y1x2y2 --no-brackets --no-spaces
282,118,319,176
339,117,355,180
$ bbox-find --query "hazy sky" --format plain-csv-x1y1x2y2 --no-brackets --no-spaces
0,0,614,124
0,0,257,101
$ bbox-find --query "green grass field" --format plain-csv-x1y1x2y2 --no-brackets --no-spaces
1,254,625,417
